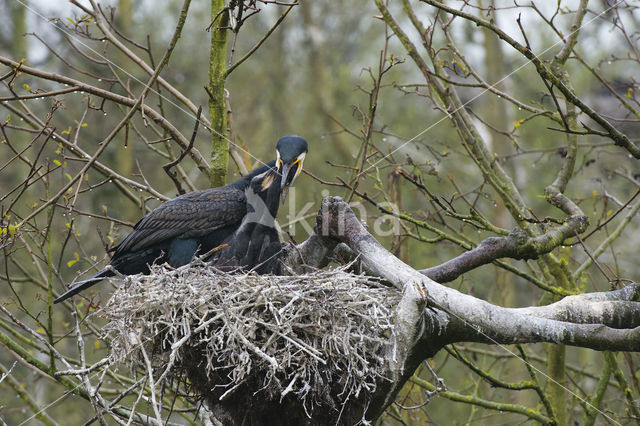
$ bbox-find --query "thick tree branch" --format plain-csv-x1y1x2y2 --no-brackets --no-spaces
353,187,587,292
310,197,640,353
279,197,640,419
419,214,587,290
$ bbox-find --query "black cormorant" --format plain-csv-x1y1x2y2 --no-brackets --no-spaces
54,135,308,303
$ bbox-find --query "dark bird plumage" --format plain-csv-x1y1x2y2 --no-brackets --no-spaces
211,164,286,274
54,135,308,304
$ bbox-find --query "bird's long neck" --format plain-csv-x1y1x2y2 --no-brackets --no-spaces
244,166,283,227
230,160,277,189
263,170,283,220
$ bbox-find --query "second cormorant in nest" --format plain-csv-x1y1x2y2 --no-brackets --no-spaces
54,135,308,303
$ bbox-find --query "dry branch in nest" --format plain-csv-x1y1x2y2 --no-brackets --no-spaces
101,262,399,422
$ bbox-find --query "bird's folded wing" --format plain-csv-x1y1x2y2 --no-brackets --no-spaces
111,188,247,256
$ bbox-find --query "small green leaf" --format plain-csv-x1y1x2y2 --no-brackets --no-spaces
1,224,19,238
67,252,79,268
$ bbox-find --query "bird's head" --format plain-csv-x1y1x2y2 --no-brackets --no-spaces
274,135,308,204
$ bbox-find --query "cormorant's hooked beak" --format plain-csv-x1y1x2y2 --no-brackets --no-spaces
278,153,305,204
280,162,292,205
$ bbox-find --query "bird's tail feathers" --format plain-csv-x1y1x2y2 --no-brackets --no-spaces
53,269,113,304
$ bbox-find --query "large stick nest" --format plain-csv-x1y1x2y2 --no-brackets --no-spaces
102,263,399,421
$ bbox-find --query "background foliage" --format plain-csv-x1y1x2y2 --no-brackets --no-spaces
0,0,639,424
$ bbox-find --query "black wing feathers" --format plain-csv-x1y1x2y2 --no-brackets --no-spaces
111,187,247,257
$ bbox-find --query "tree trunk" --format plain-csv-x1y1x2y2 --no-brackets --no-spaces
10,1,27,60
209,0,229,187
